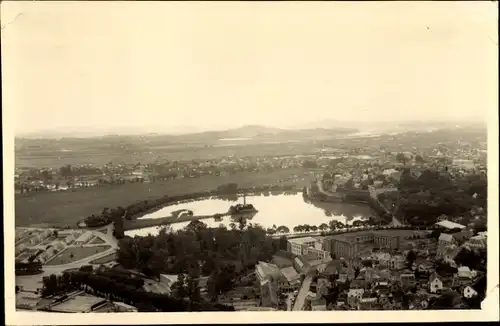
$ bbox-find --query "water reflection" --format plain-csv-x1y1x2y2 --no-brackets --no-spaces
125,193,375,237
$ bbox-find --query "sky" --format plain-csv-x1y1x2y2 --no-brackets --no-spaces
2,1,498,135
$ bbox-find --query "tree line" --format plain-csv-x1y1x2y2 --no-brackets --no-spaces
396,169,487,226
40,267,234,312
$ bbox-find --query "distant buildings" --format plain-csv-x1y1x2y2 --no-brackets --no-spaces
452,159,475,171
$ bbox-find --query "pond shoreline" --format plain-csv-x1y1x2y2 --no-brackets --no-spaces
124,190,379,236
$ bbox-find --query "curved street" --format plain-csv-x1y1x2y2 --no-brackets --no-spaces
292,273,314,311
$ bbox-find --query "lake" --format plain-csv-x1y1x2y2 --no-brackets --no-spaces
125,193,375,237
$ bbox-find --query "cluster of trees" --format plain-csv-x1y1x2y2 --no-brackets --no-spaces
397,169,487,226
40,269,234,312
84,207,125,227
291,219,377,234
264,225,290,235
117,219,280,298
59,164,102,177
454,247,487,272
15,261,43,276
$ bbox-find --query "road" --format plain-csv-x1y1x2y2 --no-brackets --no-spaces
292,273,313,311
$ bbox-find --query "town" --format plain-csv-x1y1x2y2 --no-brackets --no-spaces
14,127,488,312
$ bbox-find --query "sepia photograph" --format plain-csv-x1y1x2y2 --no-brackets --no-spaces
2,1,499,324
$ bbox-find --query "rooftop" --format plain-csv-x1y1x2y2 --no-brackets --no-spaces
49,294,107,313
435,220,466,230
280,266,300,283
438,233,455,242
256,261,281,282
288,237,317,245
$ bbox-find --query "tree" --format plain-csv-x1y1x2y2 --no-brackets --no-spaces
430,229,441,239
396,153,408,164
406,250,417,268
279,236,288,250
415,155,425,163
186,275,201,308
238,217,247,231
318,223,328,231
171,274,188,299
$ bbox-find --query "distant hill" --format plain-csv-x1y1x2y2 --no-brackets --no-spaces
16,124,358,142
292,119,487,134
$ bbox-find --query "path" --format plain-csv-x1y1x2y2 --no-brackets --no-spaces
123,212,231,231
292,273,313,311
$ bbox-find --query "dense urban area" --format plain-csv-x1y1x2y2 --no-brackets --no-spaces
14,126,489,312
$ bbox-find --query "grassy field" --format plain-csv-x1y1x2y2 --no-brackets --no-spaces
89,252,117,265
15,141,318,168
88,237,106,244
45,245,111,265
15,169,313,227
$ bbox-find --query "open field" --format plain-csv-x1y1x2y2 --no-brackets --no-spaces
89,252,117,265
15,141,319,168
45,245,111,265
15,169,312,227
88,237,106,244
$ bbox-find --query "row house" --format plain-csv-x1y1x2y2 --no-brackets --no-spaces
465,235,486,249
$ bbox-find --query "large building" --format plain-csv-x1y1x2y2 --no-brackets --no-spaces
287,237,317,256
324,231,400,259
288,237,330,259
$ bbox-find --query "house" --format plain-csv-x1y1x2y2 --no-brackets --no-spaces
373,281,390,294
388,255,406,270
347,288,365,306
74,231,93,245
452,230,474,244
319,260,343,281
438,233,457,247
255,261,301,298
316,277,331,297
63,234,76,245
463,286,478,299
457,266,474,279
159,274,179,295
417,261,434,273
400,272,416,288
113,301,138,312
371,252,392,267
437,244,459,261
358,296,377,310
337,293,347,307
465,235,487,249
436,214,449,222
429,273,443,293
311,297,327,311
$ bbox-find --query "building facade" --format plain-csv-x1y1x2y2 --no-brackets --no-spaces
325,232,400,259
